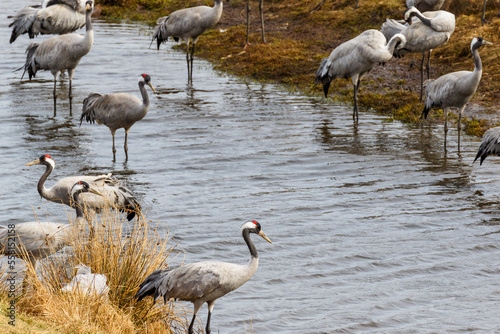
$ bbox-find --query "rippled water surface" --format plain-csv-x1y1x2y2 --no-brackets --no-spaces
2,1,500,333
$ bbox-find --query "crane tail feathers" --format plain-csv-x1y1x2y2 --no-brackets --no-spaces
80,93,103,125
21,43,39,80
135,269,170,302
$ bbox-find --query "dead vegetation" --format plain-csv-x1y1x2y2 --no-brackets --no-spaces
0,209,193,333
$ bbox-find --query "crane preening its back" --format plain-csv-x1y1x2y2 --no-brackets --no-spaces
135,220,272,334
80,74,156,162
315,29,406,122
381,6,455,101
25,154,141,221
9,0,91,44
152,0,224,83
19,0,95,115
422,37,491,150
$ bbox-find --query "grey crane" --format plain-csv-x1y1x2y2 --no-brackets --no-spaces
79,74,156,162
422,37,491,150
0,181,101,269
152,0,224,83
381,6,455,101
406,0,445,12
25,154,141,221
135,220,272,334
315,29,406,122
19,0,94,114
9,0,90,44
245,0,266,47
474,126,500,165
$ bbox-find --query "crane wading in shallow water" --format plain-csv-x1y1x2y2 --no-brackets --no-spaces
19,0,94,115
80,74,156,162
315,29,406,123
9,0,91,44
0,181,101,269
422,37,491,151
152,0,224,83
26,154,141,221
381,6,455,101
135,220,272,334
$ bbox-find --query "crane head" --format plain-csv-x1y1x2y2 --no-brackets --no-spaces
85,0,94,11
141,74,157,93
26,154,53,166
242,220,272,244
72,181,103,197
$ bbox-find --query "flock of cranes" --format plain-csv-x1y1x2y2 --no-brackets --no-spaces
6,0,500,332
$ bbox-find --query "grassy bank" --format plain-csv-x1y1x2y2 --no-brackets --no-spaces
0,210,189,333
97,0,500,137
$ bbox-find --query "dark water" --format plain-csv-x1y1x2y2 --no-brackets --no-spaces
2,1,500,332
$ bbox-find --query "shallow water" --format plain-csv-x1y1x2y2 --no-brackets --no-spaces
2,1,500,333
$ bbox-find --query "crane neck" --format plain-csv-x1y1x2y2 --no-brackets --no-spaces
242,229,258,259
139,81,150,107
85,7,93,32
472,45,483,72
409,10,432,27
37,161,54,199
386,34,406,55
72,191,85,219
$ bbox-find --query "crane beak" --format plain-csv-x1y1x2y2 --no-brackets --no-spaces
258,230,272,244
25,158,41,166
148,82,157,93
483,40,493,46
89,188,103,197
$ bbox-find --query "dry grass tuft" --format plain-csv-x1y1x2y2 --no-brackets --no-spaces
0,208,189,333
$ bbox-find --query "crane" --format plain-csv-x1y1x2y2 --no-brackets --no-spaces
25,154,141,220
9,0,90,44
315,29,406,122
0,181,101,269
381,6,455,101
474,126,500,165
19,0,94,114
135,220,272,334
152,0,224,83
79,74,156,162
422,37,491,150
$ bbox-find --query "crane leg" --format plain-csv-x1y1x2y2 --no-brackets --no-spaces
355,0,359,9
187,313,196,334
190,43,196,83
426,50,432,80
259,0,266,43
53,79,57,116
419,53,425,102
482,0,488,25
69,78,73,115
186,42,191,83
458,105,465,151
352,81,359,123
205,301,215,334
111,130,117,162
246,0,251,46
124,128,130,161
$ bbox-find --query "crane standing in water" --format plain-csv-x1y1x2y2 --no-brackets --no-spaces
19,0,94,114
80,74,156,162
